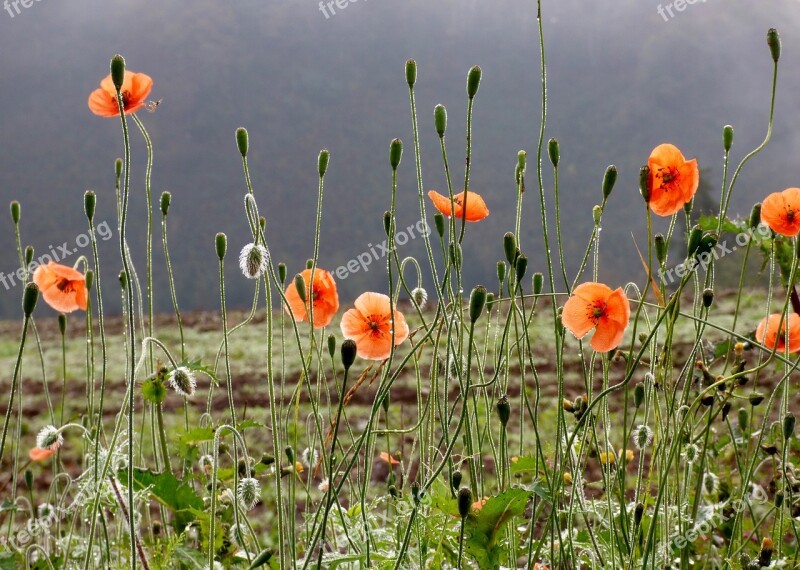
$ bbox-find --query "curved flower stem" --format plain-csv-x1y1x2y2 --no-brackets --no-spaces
0,313,31,466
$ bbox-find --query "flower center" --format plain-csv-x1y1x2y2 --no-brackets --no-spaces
588,301,607,323
56,278,74,293
786,209,796,223
657,167,679,190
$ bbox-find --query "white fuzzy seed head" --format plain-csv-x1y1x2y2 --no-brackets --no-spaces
632,425,653,450
301,448,319,469
411,287,428,309
169,367,197,397
238,477,261,511
239,243,269,279
36,426,63,451
683,443,700,464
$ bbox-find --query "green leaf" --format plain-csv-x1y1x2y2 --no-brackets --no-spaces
238,419,267,431
464,487,532,569
696,214,746,235
118,468,204,530
179,426,216,445
509,455,537,475
0,552,23,570
141,377,167,404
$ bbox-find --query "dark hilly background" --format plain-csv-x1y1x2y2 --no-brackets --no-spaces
1,0,800,317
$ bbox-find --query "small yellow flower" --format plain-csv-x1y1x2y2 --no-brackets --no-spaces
511,456,519,464
295,461,305,473
599,451,616,465
734,342,745,356
563,472,573,486
621,449,635,463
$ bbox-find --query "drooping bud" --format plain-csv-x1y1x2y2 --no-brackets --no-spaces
503,232,517,265
341,339,357,370
466,66,482,98
390,138,403,170
318,149,330,178
235,127,249,157
434,104,447,138
411,287,428,309
23,283,39,317
110,55,126,90
749,393,764,406
168,367,197,397
469,286,487,324
602,165,617,200
215,233,227,260
239,244,269,279
405,59,417,88
293,273,307,303
722,125,734,152
10,201,20,224
457,487,472,519
160,191,171,216
36,425,62,450
547,138,560,168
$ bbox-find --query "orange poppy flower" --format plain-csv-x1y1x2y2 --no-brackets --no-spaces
284,268,339,328
88,70,153,118
562,282,630,353
646,144,699,216
428,190,489,222
29,447,56,461
755,313,800,353
33,262,87,313
760,188,800,237
340,292,409,360
379,451,400,466
472,497,489,512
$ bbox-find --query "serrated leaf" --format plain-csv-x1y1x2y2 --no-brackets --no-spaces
696,214,745,235
464,488,532,569
141,377,167,404
118,468,204,530
238,419,267,431
179,427,216,445
509,455,537,475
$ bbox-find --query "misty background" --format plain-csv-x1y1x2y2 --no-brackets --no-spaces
1,0,800,318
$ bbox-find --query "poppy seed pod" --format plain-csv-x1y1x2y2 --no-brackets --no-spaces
655,234,667,264
515,254,528,283
767,28,780,63
318,149,330,178
434,104,447,138
639,166,651,203
390,138,403,170
10,201,20,224
496,395,511,427
384,211,392,237
23,283,39,317
469,286,487,324
457,487,472,519
784,412,795,441
466,66,482,98
83,191,96,222
503,232,517,265
293,273,307,303
24,246,33,266
235,127,249,157
159,191,171,216
723,125,734,152
405,59,417,88
547,138,560,168
433,212,445,238
327,334,336,359
497,262,507,284
58,313,67,336
532,272,543,295
341,339,357,370
110,55,126,90
602,165,617,200
451,471,462,491
115,158,123,179
277,262,287,284
749,203,762,230
215,233,227,260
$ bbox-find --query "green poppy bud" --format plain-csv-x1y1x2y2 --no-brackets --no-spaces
450,243,462,270
58,313,67,336
687,225,703,256
497,261,506,284
775,492,784,508
24,469,33,491
457,487,472,519
384,211,392,237
592,205,602,226
749,203,762,230
518,150,527,172
532,272,543,295
723,125,734,152
215,232,227,260
434,212,445,238
22,283,39,317
634,383,645,408
634,503,644,526
24,246,33,266
115,158,123,180
515,254,528,283
277,262,287,284
783,413,795,440
85,270,94,291
503,232,517,265
767,28,781,63
390,138,403,170
496,394,511,427
655,234,667,264
466,66,482,98
469,286,487,324
110,54,126,90
702,288,714,308
341,339,357,370
738,407,748,430
639,166,651,203
327,334,336,359
159,191,171,216
405,59,417,88
602,165,617,200
248,548,274,569
486,292,495,311
434,104,447,138
119,270,127,290
451,471,462,491
81,191,95,222
236,127,249,157
293,273,307,303
547,138,560,168
10,201,20,225
318,149,330,178
382,392,390,413
749,393,764,407
284,446,294,463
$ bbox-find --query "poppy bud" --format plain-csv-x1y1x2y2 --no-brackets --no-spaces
759,537,774,567
259,216,266,233
293,273,307,303
85,270,94,291
634,383,645,408
532,272,543,295
547,138,560,168
767,28,780,63
497,395,511,427
721,401,731,421
497,262,506,284
119,270,127,290
723,125,734,152
749,393,764,406
22,283,39,317
80,191,96,222
486,292,495,311
783,412,795,440
318,149,330,178
450,243,462,270
687,225,703,256
434,212,445,238
655,234,667,264
405,59,417,88
775,492,784,508
388,485,398,498
466,66,482,98
749,203,762,230
515,254,528,283
250,549,275,569
284,446,294,463
110,55,126,91
434,104,447,137
634,503,644,525
469,286,487,324
24,469,32,490
409,481,420,504
25,246,34,266
115,158,123,179
695,232,718,260
592,205,602,227
389,138,403,170
341,339,357,370
235,127,249,157
457,487,472,519
700,394,714,407
58,313,67,335
451,471,462,491
215,233,227,260
384,211,392,237
602,165,617,200
503,232,517,265
382,392,390,413
518,150,527,172
159,191,171,216
327,334,336,359
702,288,714,308
738,407,748,430
10,200,20,224
639,166,650,203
